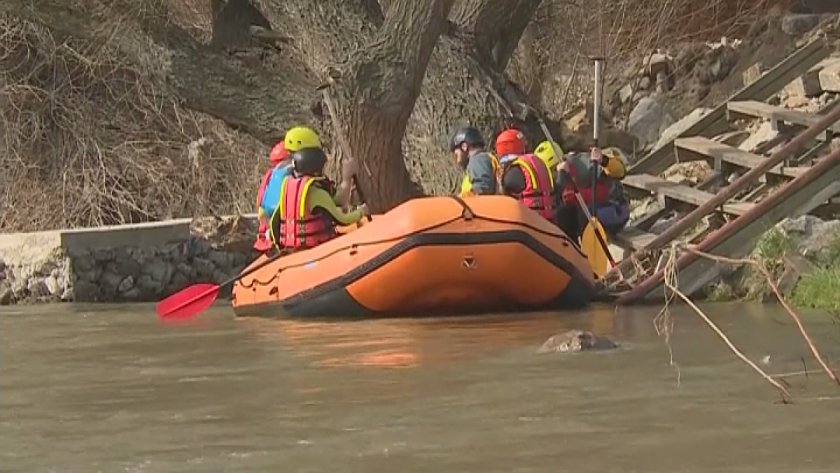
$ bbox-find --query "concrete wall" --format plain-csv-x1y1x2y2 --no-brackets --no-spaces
0,215,261,305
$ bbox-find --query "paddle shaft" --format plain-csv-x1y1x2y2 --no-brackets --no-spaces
592,58,604,217
352,174,373,222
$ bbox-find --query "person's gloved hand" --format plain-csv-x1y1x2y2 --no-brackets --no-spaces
358,203,370,217
590,147,603,164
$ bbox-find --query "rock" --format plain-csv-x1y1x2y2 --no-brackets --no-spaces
785,70,823,98
831,137,840,152
742,62,763,86
781,14,823,36
779,216,840,261
44,275,60,296
192,257,216,278
176,262,197,279
100,270,123,292
663,161,713,186
71,280,99,301
118,275,134,293
638,76,651,90
649,216,677,235
115,252,142,279
0,259,5,272
818,61,840,92
167,271,190,293
91,248,115,262
618,83,635,104
537,330,618,354
79,267,102,284
0,282,12,305
627,96,679,150
738,121,779,152
71,255,95,273
143,257,169,283
212,269,230,284
121,287,142,300
207,250,234,269
27,278,47,298
654,107,712,151
776,254,816,297
11,277,28,298
136,274,162,294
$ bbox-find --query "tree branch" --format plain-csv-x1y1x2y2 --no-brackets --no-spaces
452,0,543,71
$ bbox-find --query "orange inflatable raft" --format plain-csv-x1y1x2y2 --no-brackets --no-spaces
231,195,596,318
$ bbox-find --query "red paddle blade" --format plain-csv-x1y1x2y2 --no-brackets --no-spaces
156,283,220,320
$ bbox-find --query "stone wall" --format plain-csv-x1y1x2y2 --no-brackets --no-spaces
0,215,260,305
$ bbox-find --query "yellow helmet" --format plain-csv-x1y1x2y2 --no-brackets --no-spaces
534,140,563,169
602,146,629,166
284,126,321,152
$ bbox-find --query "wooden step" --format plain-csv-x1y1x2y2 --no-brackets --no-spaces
726,100,840,134
623,174,755,215
674,136,808,179
628,38,830,176
612,226,657,251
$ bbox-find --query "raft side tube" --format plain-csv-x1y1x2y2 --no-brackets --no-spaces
233,228,594,319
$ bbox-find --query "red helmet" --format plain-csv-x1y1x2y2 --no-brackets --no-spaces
495,128,528,156
269,141,289,165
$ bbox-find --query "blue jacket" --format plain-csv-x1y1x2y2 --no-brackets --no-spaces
260,162,293,218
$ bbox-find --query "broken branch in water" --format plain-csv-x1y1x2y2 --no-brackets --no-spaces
680,245,840,389
659,244,792,403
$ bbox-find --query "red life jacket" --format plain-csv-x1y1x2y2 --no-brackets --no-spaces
253,167,274,252
275,176,337,250
561,160,612,206
509,154,555,220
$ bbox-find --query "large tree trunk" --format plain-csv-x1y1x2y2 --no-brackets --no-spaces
325,0,457,210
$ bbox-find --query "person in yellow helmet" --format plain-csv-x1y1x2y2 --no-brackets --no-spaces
533,140,563,180
260,126,359,249
554,146,630,241
270,147,368,251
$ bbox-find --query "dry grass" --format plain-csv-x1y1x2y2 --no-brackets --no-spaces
0,12,267,232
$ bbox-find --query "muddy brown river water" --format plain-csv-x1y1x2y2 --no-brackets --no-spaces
2,302,840,472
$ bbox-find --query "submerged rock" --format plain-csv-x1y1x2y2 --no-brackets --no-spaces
537,330,619,354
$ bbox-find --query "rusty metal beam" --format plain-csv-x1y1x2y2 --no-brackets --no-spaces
608,103,840,280
617,145,840,305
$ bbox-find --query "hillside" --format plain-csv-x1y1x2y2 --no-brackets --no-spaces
0,0,813,231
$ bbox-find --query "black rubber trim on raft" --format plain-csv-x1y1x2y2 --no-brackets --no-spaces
234,228,595,320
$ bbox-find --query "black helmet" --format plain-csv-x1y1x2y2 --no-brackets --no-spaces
449,126,485,151
292,147,327,176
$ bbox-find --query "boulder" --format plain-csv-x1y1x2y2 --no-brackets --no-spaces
627,96,679,150
653,107,712,151
537,330,619,354
781,14,824,36
778,215,840,261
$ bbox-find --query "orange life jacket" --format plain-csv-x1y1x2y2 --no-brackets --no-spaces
508,154,555,220
276,176,337,250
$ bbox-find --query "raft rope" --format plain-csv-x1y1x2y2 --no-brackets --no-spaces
238,200,586,289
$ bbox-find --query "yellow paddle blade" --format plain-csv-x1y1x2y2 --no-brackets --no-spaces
581,219,610,278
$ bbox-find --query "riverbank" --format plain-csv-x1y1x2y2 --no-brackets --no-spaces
2,212,839,309
704,215,840,311
0,216,259,305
